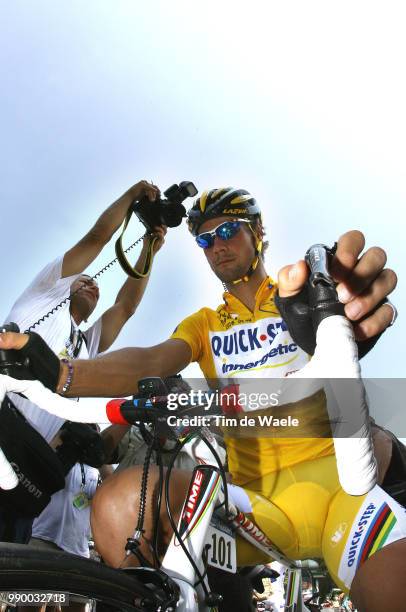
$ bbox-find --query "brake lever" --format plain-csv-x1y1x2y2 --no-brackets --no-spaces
305,243,336,288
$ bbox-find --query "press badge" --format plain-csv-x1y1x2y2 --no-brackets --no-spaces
72,491,90,510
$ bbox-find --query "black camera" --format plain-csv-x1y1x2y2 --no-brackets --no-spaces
132,181,198,232
0,322,27,376
55,421,106,473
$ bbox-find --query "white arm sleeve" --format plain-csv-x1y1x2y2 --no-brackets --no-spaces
0,375,111,424
0,374,124,490
0,447,19,490
292,316,377,496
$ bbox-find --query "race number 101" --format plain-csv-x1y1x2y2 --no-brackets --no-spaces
209,532,233,567
2,592,70,606
206,524,237,574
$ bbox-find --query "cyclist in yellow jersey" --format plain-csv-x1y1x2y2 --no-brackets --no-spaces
0,187,401,612
169,269,333,485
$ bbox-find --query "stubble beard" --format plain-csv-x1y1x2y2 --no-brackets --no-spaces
70,294,96,324
212,261,249,284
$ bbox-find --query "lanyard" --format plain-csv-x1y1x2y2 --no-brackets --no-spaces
80,463,86,489
68,322,84,359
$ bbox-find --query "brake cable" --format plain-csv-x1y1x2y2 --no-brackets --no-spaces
124,424,161,568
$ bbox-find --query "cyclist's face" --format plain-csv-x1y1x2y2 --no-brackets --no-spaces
198,216,256,283
70,275,100,320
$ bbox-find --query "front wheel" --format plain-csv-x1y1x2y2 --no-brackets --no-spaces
0,543,162,611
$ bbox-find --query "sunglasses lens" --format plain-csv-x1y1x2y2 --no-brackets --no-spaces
196,234,214,249
196,220,243,248
217,221,240,240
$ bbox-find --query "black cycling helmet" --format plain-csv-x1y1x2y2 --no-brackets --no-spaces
187,187,263,285
187,187,261,236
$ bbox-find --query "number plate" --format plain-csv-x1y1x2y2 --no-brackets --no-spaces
205,515,237,573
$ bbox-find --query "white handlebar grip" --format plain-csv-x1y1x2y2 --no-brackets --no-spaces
0,447,18,489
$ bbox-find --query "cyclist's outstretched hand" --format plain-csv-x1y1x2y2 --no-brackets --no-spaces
277,230,397,344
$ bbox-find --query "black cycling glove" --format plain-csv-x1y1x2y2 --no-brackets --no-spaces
274,283,382,359
0,324,60,391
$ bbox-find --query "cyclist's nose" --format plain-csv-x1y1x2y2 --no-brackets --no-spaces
212,235,228,253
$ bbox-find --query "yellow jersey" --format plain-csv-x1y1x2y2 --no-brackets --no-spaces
171,276,334,485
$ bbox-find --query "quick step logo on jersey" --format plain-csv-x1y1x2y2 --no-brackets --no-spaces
209,317,308,378
211,320,288,356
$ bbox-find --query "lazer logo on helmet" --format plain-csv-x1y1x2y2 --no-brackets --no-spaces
223,208,248,214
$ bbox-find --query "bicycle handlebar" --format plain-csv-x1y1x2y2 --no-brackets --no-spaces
305,243,335,287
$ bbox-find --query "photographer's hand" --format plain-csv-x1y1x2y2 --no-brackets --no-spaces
125,180,160,204
148,225,167,254
62,180,160,278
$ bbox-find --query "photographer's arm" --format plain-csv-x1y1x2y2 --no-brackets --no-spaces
62,180,159,277
97,226,166,353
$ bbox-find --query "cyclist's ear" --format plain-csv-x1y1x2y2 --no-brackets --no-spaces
277,260,309,298
251,218,264,240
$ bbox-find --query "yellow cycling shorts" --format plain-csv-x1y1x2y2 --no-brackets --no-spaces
232,454,406,591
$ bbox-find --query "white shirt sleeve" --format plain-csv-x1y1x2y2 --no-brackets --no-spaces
5,256,80,333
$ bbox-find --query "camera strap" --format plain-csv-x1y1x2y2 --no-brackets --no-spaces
115,209,159,279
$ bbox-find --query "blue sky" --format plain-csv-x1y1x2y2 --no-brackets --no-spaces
0,1,403,395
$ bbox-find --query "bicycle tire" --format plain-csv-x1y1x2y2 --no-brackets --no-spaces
0,543,160,611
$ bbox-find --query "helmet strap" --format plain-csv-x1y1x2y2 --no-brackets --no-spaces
227,223,263,286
